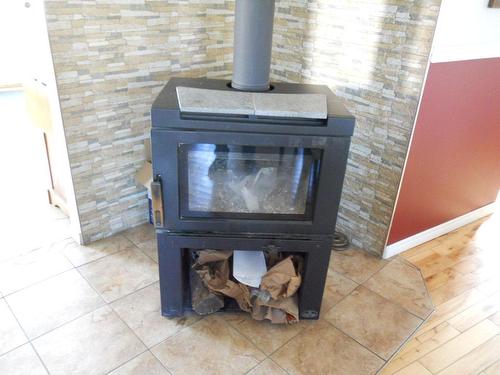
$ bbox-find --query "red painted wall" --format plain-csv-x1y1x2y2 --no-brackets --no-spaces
387,58,500,245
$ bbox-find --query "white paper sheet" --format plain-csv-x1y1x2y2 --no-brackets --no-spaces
233,250,267,288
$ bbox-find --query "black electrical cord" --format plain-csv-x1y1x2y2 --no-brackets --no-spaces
332,231,350,250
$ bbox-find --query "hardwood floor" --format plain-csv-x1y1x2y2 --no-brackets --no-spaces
382,212,500,375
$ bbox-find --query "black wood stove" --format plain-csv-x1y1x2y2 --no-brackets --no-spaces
149,0,355,320
150,77,354,319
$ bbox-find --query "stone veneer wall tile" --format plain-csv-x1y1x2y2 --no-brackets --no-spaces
271,0,441,255
45,0,440,255
44,0,235,242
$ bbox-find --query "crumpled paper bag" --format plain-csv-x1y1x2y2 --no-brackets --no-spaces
193,250,252,312
251,294,299,324
260,256,301,300
193,250,302,324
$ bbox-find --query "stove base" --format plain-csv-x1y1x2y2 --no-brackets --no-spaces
156,230,333,320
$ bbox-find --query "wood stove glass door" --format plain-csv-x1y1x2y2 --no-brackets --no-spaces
178,144,322,220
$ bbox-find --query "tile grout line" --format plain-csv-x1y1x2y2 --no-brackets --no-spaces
224,314,306,359
0,240,76,298
0,341,26,360
28,341,52,375
244,357,268,374
149,346,175,375
329,259,387,286
0,224,158,372
75,228,188,375
2,298,51,375
362,257,434,321
149,315,208,351
323,317,387,363
144,348,174,375
5,250,111,343
326,264,429,332
0,266,74,299
270,357,293,375
67,239,138,268
215,316,285,375
107,279,160,305
0,227,73,264
376,313,434,375
75,258,159,305
2,238,116,344
242,355,292,375
136,246,158,263
101,349,150,375
213,315,268,360
123,231,159,263
106,303,150,350
404,254,437,315
0,245,44,264
360,282,429,322
147,314,273,373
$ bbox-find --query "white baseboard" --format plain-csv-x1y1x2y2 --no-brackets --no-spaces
383,203,496,259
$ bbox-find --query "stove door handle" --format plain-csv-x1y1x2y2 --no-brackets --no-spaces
151,175,164,228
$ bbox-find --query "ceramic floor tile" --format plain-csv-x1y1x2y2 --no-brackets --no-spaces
224,313,306,355
329,248,387,284
0,298,27,355
247,359,287,375
36,217,72,245
322,269,358,312
272,319,384,375
0,344,48,375
33,306,145,375
6,269,104,339
137,238,158,263
151,315,265,375
7,217,73,255
109,351,169,375
0,245,73,296
79,248,158,302
61,235,135,267
0,238,38,263
363,258,433,319
123,223,155,247
111,282,200,347
325,286,423,360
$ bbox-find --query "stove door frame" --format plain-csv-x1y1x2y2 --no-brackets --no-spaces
152,128,350,236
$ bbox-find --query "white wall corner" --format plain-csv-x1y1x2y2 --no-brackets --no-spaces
430,0,500,63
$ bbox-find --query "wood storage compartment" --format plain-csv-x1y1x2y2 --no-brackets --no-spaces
157,232,332,321
190,249,303,324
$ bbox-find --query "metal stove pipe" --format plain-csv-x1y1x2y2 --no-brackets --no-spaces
232,0,275,92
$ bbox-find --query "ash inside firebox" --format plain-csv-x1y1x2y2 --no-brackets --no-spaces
187,144,316,215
